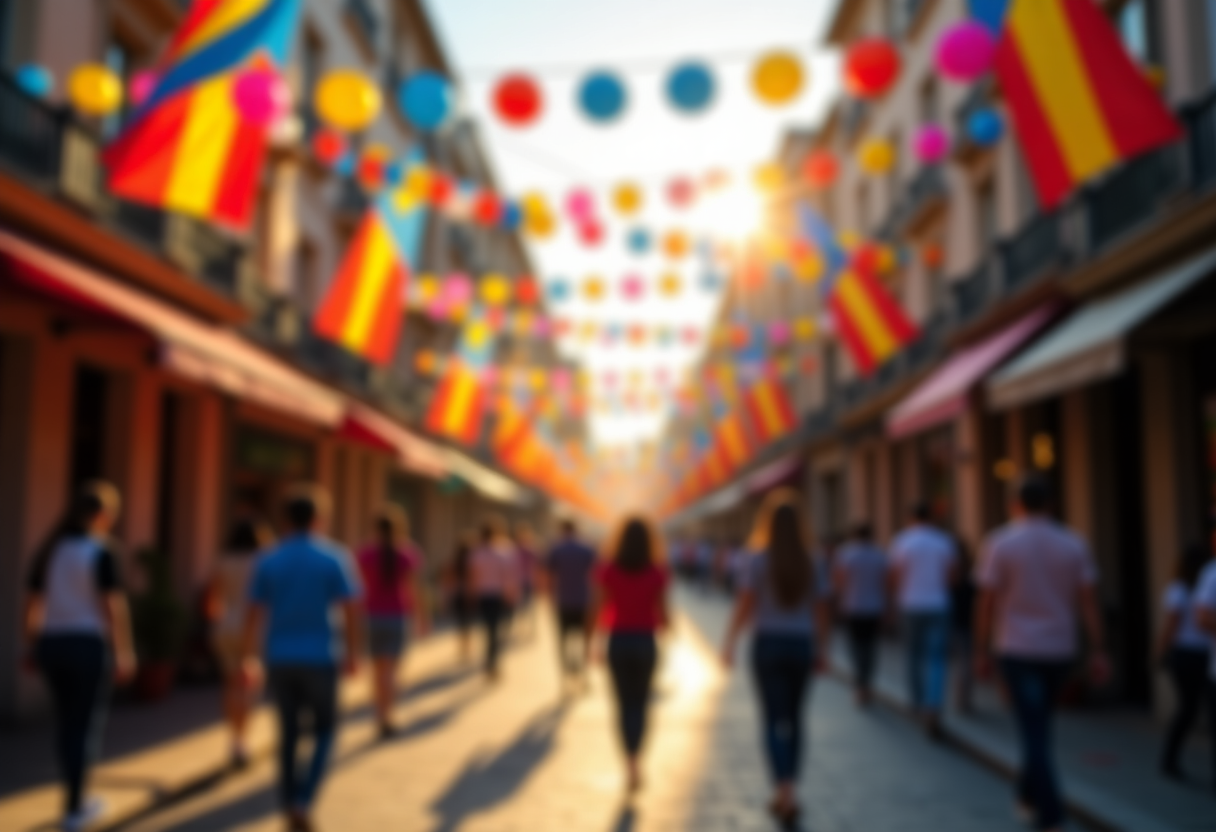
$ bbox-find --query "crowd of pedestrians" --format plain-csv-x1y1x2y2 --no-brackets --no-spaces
18,474,1216,832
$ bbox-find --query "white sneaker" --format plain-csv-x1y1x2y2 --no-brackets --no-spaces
62,796,105,831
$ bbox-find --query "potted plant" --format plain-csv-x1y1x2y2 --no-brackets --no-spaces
131,546,189,702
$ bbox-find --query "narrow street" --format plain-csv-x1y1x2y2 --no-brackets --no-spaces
109,590,1032,832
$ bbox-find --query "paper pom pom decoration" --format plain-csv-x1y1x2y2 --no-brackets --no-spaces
753,162,784,193
232,67,291,127
399,71,454,132
752,51,805,106
662,230,690,259
129,70,159,107
546,279,571,302
579,71,627,122
793,251,825,282
858,137,896,175
912,124,951,163
68,63,123,116
966,108,1004,147
803,150,839,188
442,273,473,308
769,321,792,346
312,129,346,165
659,273,682,297
15,64,54,98
480,274,511,306
316,69,381,131
620,274,645,302
794,317,816,341
699,272,722,293
627,227,652,255
921,242,945,269
493,73,543,126
582,276,606,301
472,192,503,226
578,221,605,247
667,61,715,113
667,177,695,208
515,276,540,305
613,182,642,215
565,188,596,222
935,21,996,83
844,39,900,99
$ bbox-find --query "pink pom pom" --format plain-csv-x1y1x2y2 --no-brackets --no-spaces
232,67,291,127
936,21,996,83
913,124,951,163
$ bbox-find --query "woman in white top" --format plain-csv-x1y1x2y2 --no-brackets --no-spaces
467,516,521,680
1157,543,1212,780
23,482,136,832
207,517,272,768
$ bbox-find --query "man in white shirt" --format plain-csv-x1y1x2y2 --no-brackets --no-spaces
975,476,1109,831
890,503,957,737
1192,515,1216,795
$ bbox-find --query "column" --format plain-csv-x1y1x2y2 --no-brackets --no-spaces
954,408,985,550
1060,390,1095,544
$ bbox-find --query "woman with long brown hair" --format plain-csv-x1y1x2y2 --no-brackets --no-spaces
355,505,429,738
721,489,832,827
590,515,670,793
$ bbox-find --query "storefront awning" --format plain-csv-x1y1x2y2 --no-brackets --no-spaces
0,231,346,426
887,304,1060,439
674,452,803,525
442,449,531,506
339,404,449,479
988,247,1216,411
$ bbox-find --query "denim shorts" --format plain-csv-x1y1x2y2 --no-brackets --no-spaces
366,615,409,657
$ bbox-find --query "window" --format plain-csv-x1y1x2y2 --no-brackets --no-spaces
295,238,319,311
976,177,998,252
300,27,325,137
70,366,110,489
103,40,134,138
1206,0,1216,85
919,75,938,125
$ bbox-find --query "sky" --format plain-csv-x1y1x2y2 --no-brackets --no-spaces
422,0,842,448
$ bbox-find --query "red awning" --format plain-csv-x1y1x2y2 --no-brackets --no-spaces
886,303,1061,440
0,230,345,427
338,404,449,479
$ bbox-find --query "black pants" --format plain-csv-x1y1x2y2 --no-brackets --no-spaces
751,633,814,783
479,595,507,673
1000,658,1070,830
37,634,110,815
607,632,657,755
269,666,338,811
844,615,881,693
556,608,588,676
1161,647,1211,772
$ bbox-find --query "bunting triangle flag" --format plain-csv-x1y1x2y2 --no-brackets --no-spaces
104,0,302,229
314,152,428,364
980,0,1182,208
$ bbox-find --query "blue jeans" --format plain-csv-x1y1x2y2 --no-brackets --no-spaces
479,595,507,673
269,666,338,811
904,611,950,713
607,632,657,754
37,634,110,815
1000,658,1070,830
750,633,814,783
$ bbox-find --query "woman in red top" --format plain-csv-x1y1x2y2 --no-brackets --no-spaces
591,516,669,793
355,505,429,739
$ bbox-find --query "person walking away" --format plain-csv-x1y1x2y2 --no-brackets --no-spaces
974,476,1110,832
446,532,476,663
544,519,597,689
590,516,670,793
1189,516,1216,795
241,485,361,832
23,482,136,832
834,523,886,708
468,517,521,680
356,505,430,739
207,517,273,767
1158,543,1212,780
722,489,832,827
950,533,978,714
890,502,957,738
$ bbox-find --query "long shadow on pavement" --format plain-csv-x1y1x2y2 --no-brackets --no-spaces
427,701,569,832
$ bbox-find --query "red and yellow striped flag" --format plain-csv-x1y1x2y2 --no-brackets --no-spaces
828,269,918,374
424,362,486,446
992,0,1182,208
744,375,798,446
714,412,755,473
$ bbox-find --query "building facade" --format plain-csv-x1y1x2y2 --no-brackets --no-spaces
671,0,1216,714
0,0,547,721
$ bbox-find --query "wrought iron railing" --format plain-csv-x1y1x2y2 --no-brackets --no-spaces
1000,208,1063,290
951,261,992,323
1085,143,1184,252
1184,90,1216,192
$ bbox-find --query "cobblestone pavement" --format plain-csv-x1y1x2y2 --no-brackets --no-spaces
112,593,1047,832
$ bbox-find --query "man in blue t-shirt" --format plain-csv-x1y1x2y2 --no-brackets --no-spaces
544,519,596,685
241,485,360,832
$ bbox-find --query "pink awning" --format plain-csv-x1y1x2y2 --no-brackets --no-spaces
339,404,449,479
886,304,1061,439
0,230,345,427
746,453,803,495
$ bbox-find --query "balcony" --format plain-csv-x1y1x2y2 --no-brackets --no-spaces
1000,209,1065,291
0,73,245,297
1085,144,1183,253
1185,90,1216,191
344,0,381,58
951,260,994,324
